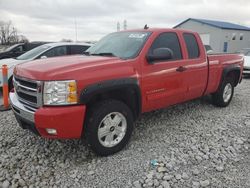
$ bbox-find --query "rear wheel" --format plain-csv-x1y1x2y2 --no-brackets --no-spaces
85,100,134,156
212,77,234,107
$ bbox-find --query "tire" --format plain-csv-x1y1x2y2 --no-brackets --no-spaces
85,99,134,156
212,77,234,107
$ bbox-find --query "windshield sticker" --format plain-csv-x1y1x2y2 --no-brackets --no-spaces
129,33,147,39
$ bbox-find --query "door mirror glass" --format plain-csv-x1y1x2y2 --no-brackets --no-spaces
147,48,173,63
40,55,47,59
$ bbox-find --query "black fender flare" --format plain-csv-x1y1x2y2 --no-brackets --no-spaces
79,77,142,117
220,64,241,87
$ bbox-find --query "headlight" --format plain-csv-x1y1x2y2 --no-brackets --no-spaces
43,80,77,105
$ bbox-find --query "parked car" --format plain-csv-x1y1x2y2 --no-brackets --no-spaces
0,42,47,60
10,29,243,156
204,45,213,54
241,48,250,75
0,42,92,88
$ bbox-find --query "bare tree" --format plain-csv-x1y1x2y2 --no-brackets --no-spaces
18,35,29,43
0,20,28,45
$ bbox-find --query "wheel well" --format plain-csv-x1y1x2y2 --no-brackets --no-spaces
225,70,240,87
85,87,141,120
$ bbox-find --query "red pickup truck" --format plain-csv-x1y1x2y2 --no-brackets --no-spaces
10,28,243,156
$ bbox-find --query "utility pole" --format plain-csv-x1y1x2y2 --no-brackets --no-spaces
117,22,120,31
123,20,127,30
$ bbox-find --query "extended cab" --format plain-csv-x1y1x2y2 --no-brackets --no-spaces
10,29,244,156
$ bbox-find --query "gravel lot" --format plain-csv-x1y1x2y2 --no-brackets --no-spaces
0,78,250,188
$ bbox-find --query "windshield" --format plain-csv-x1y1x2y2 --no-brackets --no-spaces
16,45,50,60
86,31,151,59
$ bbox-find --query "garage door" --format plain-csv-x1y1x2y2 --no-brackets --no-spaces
199,34,210,45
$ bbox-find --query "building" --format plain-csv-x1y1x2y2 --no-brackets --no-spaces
174,18,250,53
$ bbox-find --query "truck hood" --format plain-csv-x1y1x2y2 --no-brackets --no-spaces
0,58,28,68
14,55,136,81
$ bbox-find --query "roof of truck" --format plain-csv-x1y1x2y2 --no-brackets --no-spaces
117,28,195,33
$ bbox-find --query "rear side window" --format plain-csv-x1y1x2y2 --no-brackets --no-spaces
183,33,200,59
42,46,67,57
149,32,182,60
70,45,90,54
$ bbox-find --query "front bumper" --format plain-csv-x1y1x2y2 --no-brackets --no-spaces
10,92,86,139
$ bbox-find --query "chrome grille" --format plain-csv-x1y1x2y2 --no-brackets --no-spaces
13,76,43,112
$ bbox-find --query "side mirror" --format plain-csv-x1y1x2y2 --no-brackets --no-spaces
147,48,174,64
40,56,47,59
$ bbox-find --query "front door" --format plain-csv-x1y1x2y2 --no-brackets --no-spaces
141,32,187,112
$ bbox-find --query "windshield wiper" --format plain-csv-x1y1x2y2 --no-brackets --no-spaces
90,52,116,57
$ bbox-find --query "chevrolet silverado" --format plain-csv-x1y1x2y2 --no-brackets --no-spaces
10,28,244,156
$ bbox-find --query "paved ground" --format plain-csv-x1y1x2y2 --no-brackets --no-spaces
0,77,250,188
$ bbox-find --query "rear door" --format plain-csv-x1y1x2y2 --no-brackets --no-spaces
141,32,187,112
181,32,208,100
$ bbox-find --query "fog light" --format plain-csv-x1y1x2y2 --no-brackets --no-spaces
46,128,57,135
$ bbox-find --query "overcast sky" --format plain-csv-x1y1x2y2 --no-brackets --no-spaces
0,0,250,42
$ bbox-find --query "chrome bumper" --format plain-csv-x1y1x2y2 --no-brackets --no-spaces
10,92,35,123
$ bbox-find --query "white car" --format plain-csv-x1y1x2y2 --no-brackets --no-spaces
0,42,92,88
243,49,250,75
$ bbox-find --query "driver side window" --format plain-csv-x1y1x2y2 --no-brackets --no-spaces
149,32,182,61
42,46,67,58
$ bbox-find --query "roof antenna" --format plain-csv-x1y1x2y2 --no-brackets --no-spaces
144,24,149,29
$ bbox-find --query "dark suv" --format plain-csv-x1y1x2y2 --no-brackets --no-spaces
0,42,48,59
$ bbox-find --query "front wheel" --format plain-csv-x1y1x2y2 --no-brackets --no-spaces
85,100,134,156
212,77,234,107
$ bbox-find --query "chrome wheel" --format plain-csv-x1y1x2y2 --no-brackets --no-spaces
98,112,127,148
223,83,232,103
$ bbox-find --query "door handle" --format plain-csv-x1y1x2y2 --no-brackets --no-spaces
176,66,187,72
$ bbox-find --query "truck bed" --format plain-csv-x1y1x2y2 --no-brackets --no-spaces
205,53,244,95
